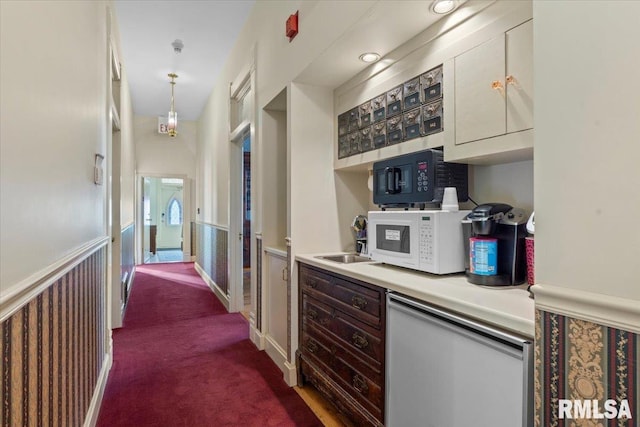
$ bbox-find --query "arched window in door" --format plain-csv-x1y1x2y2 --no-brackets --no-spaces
167,197,182,226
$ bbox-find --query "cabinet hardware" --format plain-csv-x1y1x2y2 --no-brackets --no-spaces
424,74,434,85
352,374,369,394
506,75,520,89
308,279,317,288
491,80,505,97
307,308,318,320
306,339,318,353
351,295,368,310
282,267,288,282
352,332,369,349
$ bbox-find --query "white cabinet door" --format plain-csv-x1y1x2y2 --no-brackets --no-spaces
506,20,534,133
454,19,533,148
267,253,288,351
454,35,506,145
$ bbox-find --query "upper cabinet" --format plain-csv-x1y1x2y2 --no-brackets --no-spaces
505,20,533,134
334,1,533,168
454,20,533,144
445,19,533,164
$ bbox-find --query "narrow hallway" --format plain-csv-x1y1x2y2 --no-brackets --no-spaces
96,262,321,426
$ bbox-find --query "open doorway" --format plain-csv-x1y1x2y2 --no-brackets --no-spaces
242,134,251,316
142,177,185,264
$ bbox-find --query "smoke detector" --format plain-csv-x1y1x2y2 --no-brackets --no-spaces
172,39,184,53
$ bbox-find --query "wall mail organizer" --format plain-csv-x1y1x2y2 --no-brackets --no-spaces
337,64,444,159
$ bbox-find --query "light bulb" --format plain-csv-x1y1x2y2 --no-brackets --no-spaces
359,52,380,63
432,0,456,14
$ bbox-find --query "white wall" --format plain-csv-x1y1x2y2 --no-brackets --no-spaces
196,86,229,226
134,116,196,179
534,1,640,300
261,106,288,249
119,70,136,227
0,1,110,295
196,1,380,228
470,160,534,214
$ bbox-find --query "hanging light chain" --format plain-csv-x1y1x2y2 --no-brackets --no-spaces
167,73,178,137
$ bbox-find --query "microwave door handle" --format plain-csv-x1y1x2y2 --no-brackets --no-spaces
385,167,400,194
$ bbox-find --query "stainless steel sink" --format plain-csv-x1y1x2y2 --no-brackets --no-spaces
317,253,372,264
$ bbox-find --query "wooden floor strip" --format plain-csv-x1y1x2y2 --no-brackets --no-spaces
294,385,354,427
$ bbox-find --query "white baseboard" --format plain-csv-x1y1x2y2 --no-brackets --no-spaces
283,360,298,387
265,335,295,385
250,324,266,350
194,262,230,311
83,351,113,427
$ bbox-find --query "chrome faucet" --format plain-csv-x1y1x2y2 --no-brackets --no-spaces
351,215,368,255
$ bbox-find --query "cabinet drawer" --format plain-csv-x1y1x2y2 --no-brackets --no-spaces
304,320,382,381
301,338,383,417
299,356,383,426
303,294,383,366
300,265,383,327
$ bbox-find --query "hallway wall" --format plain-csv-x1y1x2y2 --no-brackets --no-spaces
195,0,377,229
1,248,107,426
119,65,136,229
0,0,110,297
1,1,135,425
532,2,640,423
134,116,196,180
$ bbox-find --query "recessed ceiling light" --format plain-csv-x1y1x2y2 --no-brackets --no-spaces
359,52,380,63
432,0,457,14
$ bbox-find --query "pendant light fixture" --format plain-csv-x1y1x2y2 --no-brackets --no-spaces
167,73,178,137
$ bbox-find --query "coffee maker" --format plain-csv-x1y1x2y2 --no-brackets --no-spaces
462,203,527,286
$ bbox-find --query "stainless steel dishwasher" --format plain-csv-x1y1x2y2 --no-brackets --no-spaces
386,292,533,427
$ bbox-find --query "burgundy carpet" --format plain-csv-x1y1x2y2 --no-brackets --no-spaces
96,262,321,427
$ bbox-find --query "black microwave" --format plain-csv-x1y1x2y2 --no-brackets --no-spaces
372,149,468,208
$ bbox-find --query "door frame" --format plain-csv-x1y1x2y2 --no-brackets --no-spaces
135,173,192,265
229,50,256,316
230,124,251,313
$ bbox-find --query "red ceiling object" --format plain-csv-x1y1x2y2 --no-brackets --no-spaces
286,11,298,42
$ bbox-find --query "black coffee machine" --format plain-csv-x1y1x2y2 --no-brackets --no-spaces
462,203,527,286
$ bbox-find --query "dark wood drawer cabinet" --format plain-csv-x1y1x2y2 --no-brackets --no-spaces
297,263,386,426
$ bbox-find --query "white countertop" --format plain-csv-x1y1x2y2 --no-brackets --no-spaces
296,253,535,338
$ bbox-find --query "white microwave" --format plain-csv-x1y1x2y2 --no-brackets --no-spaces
368,210,470,274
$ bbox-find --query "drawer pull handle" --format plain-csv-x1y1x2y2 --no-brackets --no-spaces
351,295,367,310
352,332,369,349
352,374,369,394
308,279,318,288
306,339,318,353
307,308,318,320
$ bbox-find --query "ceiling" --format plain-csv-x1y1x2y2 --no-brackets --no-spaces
113,0,255,121
296,1,461,88
114,0,472,122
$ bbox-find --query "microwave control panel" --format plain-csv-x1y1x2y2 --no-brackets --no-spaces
419,216,434,266
416,161,430,194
